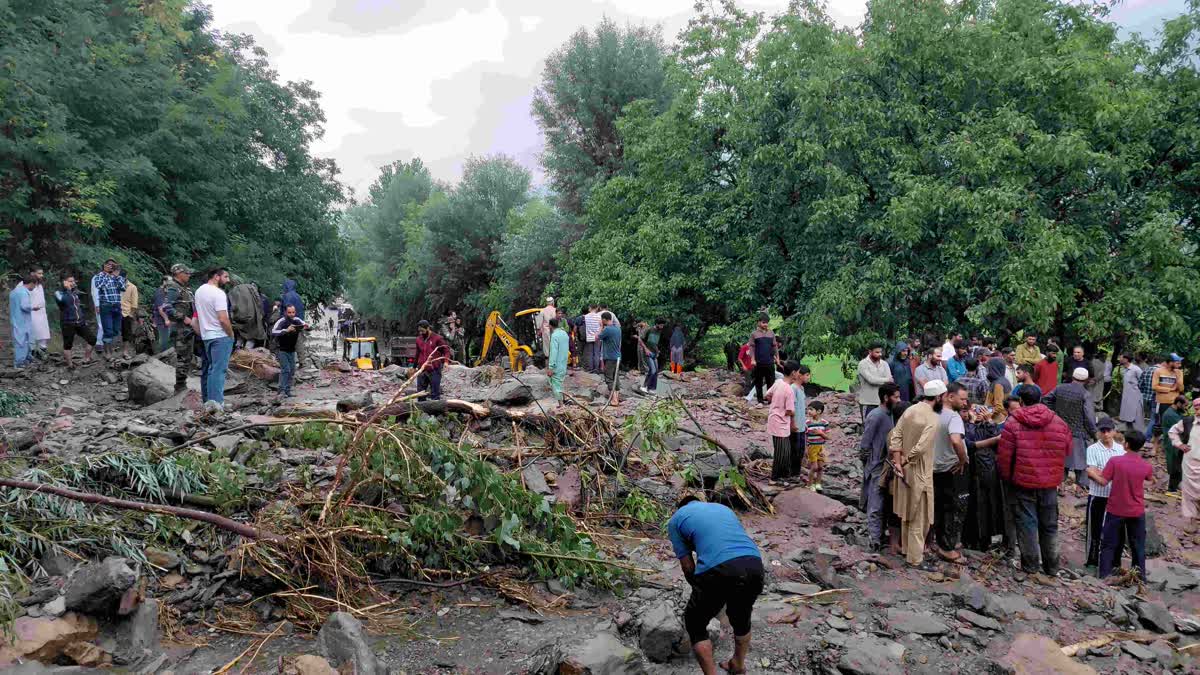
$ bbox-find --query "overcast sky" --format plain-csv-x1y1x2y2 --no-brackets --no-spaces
203,0,1185,199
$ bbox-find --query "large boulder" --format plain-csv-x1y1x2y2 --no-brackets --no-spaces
837,637,906,675
559,630,646,674
127,358,176,405
316,612,383,675
556,465,583,512
999,633,1096,674
63,557,137,616
100,598,159,665
638,601,687,663
487,380,534,405
0,613,100,668
773,488,850,526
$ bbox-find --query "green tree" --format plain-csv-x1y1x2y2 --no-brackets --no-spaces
532,18,672,214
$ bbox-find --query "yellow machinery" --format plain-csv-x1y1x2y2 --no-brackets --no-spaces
343,336,380,370
475,311,534,371
514,306,579,367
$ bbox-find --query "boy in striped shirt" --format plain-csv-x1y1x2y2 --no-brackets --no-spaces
805,401,830,492
1084,417,1124,569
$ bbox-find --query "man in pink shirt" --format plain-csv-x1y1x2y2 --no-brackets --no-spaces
1096,430,1154,580
765,361,801,480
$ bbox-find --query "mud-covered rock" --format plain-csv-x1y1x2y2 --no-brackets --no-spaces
638,601,687,662
63,557,137,616
559,630,646,674
127,358,175,405
316,611,383,675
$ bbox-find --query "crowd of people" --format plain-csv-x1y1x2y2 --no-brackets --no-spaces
756,331,1197,580
9,262,314,414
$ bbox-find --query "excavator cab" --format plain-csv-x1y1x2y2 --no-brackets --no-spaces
475,311,534,372
343,337,379,370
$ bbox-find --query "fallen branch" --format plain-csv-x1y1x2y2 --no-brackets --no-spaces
0,477,285,544
1061,635,1113,657
673,395,774,514
357,398,550,424
165,418,359,454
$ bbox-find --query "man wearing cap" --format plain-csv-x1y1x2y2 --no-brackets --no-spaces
666,493,763,675
161,264,196,392
1043,367,1099,490
1084,417,1125,569
1152,354,1186,445
888,378,946,568
414,320,449,401
539,297,556,357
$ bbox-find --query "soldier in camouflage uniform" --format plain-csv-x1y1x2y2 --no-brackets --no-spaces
161,263,196,392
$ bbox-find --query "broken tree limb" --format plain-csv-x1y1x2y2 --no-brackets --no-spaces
164,418,360,454
356,398,550,424
0,477,286,544
672,394,774,514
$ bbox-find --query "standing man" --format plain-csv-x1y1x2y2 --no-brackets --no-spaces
1167,398,1200,531
1062,345,1089,384
667,493,763,675
161,264,196,393
8,274,37,369
1138,354,1159,438
1012,364,1042,402
997,386,1072,576
946,341,968,383
546,317,570,404
955,357,989,405
856,342,894,423
1043,368,1099,490
414,319,449,401
749,314,780,404
765,361,799,480
1096,430,1153,580
890,342,914,403
54,275,97,369
1015,334,1042,367
270,305,308,399
1117,353,1145,433
28,268,50,356
914,348,948,398
932,382,970,563
119,271,139,359
941,332,961,363
1002,348,1017,388
888,379,947,568
599,311,622,406
861,383,901,551
195,268,234,413
1083,417,1124,570
1089,350,1108,413
1151,354,1185,445
92,259,126,360
539,297,556,358
151,276,171,355
637,318,665,396
280,279,305,365
1034,346,1060,395
1159,396,1188,494
669,323,686,376
583,304,602,374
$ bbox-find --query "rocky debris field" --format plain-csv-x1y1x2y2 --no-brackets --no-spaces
1,336,1199,674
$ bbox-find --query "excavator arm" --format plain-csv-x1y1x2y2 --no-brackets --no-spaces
475,311,532,371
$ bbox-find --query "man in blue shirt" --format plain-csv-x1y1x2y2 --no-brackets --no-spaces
598,312,621,406
946,340,968,382
667,494,763,675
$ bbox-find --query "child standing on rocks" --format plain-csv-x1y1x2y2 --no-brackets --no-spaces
765,361,800,481
1096,430,1153,580
805,401,830,492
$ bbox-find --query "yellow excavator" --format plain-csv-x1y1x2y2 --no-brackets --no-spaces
475,310,535,372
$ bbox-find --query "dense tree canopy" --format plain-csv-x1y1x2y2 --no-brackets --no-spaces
557,0,1200,359
0,0,345,301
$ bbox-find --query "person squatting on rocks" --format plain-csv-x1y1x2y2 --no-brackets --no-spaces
856,342,894,424
667,493,764,675
888,378,946,568
997,386,1073,576
546,317,569,404
195,268,235,414
414,320,450,401
54,274,97,369
270,305,309,400
861,382,901,551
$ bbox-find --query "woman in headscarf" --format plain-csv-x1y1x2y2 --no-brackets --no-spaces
962,404,1006,551
985,356,1013,423
890,341,914,403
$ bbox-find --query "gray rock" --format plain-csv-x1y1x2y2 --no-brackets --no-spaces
837,637,906,675
1136,600,1175,634
638,601,687,662
127,358,176,405
522,465,552,495
317,611,383,675
64,556,137,615
560,630,646,674
1145,513,1163,557
487,380,535,405
1152,562,1199,592
991,594,1047,621
885,609,948,635
1083,614,1108,628
1120,640,1155,661
955,609,1000,631
826,616,850,631
102,598,160,665
776,582,822,596
42,596,66,617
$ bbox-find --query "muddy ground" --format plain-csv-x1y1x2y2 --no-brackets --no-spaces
1,315,1198,674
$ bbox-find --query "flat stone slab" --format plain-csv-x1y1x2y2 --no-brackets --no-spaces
885,609,949,635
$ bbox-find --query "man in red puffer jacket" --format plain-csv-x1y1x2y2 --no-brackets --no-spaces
997,387,1073,575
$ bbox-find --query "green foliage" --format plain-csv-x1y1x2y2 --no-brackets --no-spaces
532,18,673,214
559,0,1200,359
618,486,663,525
0,392,34,417
0,1,346,301
622,398,683,457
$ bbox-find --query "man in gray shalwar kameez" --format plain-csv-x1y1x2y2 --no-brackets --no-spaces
1042,367,1098,490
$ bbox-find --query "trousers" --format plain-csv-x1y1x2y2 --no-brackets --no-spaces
643,355,658,392
863,463,887,548
1099,513,1146,579
1012,485,1059,574
1084,495,1108,566
277,350,296,397
771,435,793,480
933,471,969,551
201,336,234,404
752,364,775,403
417,368,442,401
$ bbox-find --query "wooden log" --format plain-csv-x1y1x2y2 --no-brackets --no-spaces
0,477,286,543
